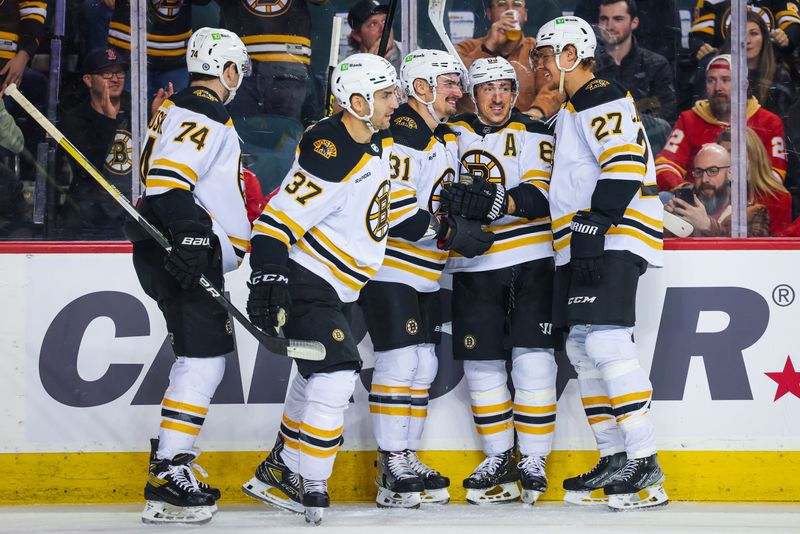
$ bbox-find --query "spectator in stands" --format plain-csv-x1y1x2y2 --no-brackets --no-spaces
221,0,324,124
690,1,800,61
456,0,561,118
347,0,405,73
594,0,677,122
0,97,26,235
744,127,793,234
80,0,115,60
665,143,771,237
656,54,787,191
0,0,48,94
57,48,132,239
465,0,562,49
691,9,795,118
574,0,681,68
783,98,800,218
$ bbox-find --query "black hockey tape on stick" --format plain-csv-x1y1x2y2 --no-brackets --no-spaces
428,0,467,72
3,83,325,362
377,0,399,57
324,16,344,118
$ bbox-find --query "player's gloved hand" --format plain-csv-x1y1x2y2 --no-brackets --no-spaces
441,173,508,223
436,214,495,258
164,220,213,289
569,210,612,285
247,264,291,332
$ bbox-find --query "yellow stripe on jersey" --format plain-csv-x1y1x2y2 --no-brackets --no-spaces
382,137,394,150
521,169,551,181
624,208,663,230
282,415,300,430
160,420,201,435
369,405,410,416
0,51,15,60
601,164,646,176
389,188,415,201
229,235,250,250
598,143,644,164
264,204,304,240
0,32,19,41
299,443,339,458
148,48,186,57
476,421,514,435
609,390,652,406
249,53,311,64
371,384,410,394
389,204,416,223
382,258,442,281
300,422,344,439
253,222,291,248
147,30,193,42
241,34,312,46
513,403,557,415
308,228,378,277
607,226,663,250
471,400,512,415
515,424,556,435
162,398,209,415
145,178,190,191
387,239,449,261
296,241,363,291
342,153,372,183
152,158,198,183
490,216,549,232
443,133,457,143
449,120,474,133
505,122,527,132
551,211,577,231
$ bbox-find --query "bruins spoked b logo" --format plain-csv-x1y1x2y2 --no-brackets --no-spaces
242,0,291,17
429,168,455,216
105,129,133,175
460,149,506,186
464,335,477,350
366,180,391,242
150,0,184,21
405,318,419,336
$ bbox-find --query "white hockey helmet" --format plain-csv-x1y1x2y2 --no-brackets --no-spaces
468,56,518,109
535,16,597,73
186,27,251,104
332,53,398,131
400,49,466,123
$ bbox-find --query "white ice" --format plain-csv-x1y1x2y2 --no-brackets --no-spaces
1,502,799,534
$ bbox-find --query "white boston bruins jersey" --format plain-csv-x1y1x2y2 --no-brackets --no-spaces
550,78,663,268
371,104,458,292
447,111,554,273
142,87,250,273
251,113,393,303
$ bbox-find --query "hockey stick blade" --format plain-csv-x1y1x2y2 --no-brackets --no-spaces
428,0,467,71
4,83,325,362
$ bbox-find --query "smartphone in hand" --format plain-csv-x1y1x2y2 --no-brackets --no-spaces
673,188,695,206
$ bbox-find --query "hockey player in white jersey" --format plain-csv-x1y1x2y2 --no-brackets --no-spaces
532,16,667,511
443,56,558,505
359,49,495,509
128,28,252,525
241,54,402,525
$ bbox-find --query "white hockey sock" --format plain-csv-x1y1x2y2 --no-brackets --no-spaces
464,359,514,456
158,356,225,459
585,326,657,459
566,326,625,456
278,373,308,473
297,370,358,481
511,348,557,457
408,343,438,450
370,347,418,452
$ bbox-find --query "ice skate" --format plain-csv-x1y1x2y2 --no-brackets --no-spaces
518,455,547,505
141,450,216,525
148,438,220,506
462,448,520,504
374,449,424,508
604,454,669,511
242,436,303,514
302,478,329,525
405,450,450,504
563,452,627,505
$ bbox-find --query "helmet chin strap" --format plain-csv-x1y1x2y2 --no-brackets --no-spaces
220,70,243,105
554,52,581,97
414,89,448,125
351,100,379,133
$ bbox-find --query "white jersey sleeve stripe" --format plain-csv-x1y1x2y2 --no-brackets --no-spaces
152,158,198,183
145,177,190,192
263,204,304,242
295,241,364,291
252,222,291,248
308,227,379,277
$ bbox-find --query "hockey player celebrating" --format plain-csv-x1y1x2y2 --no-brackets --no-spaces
359,49,495,509
129,28,252,525
444,56,558,505
531,16,667,510
240,54,400,525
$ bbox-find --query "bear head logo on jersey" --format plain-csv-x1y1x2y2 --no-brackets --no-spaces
366,179,391,241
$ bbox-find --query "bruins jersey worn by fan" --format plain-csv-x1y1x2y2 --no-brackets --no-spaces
690,1,800,50
243,54,399,526
0,0,47,64
443,56,558,507
537,16,667,511
131,28,251,526
108,0,193,72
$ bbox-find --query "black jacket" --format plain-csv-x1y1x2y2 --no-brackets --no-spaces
595,39,678,123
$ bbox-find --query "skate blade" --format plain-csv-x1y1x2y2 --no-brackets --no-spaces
141,500,213,525
304,506,324,525
563,489,608,506
607,485,669,511
242,477,304,514
465,482,521,505
420,488,450,505
521,488,544,505
376,486,422,509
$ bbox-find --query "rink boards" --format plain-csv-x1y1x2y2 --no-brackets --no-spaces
0,239,799,504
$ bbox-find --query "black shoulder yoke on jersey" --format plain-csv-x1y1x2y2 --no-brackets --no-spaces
450,111,551,137
508,110,554,136
569,78,628,113
169,86,231,125
298,113,391,183
390,103,434,151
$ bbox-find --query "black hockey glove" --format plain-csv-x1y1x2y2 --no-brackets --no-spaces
569,210,612,285
441,173,508,223
247,264,291,332
164,220,213,289
437,214,495,258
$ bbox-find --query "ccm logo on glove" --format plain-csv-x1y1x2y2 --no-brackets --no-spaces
250,273,289,284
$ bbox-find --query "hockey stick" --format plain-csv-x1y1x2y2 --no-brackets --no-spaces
4,84,325,362
324,15,344,117
428,0,467,71
377,0,399,57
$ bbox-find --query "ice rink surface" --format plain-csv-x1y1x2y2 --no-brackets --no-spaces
1,502,799,534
